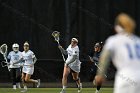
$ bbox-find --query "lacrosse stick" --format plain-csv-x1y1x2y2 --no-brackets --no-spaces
88,55,107,78
1,61,32,67
0,44,9,67
52,31,66,62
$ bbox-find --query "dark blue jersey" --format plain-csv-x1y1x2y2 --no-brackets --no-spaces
89,51,101,79
92,51,101,64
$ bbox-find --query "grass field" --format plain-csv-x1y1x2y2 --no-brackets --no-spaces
0,88,113,93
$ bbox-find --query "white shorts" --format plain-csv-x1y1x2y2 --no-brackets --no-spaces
68,61,81,73
22,66,34,75
114,70,140,93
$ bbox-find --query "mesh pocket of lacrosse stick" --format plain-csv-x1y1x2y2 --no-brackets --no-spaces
0,44,8,55
52,31,60,42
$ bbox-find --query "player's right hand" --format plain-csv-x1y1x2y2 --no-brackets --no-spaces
58,45,62,49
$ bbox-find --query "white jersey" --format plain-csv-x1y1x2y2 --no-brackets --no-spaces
104,33,140,93
104,33,140,71
22,50,35,66
66,45,81,72
7,51,22,68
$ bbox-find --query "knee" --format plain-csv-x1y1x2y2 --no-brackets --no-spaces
21,76,24,80
73,77,79,81
24,78,29,82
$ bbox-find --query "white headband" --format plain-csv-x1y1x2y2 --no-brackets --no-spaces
72,38,78,43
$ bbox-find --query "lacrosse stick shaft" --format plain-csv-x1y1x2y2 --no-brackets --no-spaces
95,63,107,77
88,56,107,78
52,31,66,62
57,41,66,62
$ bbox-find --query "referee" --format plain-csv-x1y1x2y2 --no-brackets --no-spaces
7,43,22,89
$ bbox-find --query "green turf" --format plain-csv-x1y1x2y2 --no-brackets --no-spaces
0,88,113,93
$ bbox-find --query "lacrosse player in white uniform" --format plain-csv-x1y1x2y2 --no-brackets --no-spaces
21,41,40,92
7,43,22,89
96,13,140,93
59,38,82,93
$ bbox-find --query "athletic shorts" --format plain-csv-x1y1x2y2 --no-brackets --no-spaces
68,62,81,73
22,66,34,75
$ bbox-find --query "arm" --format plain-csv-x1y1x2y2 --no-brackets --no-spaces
7,53,11,63
33,56,37,64
95,49,111,85
58,46,68,55
97,49,111,77
13,58,24,64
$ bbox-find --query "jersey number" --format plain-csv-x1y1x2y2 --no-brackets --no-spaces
126,44,140,59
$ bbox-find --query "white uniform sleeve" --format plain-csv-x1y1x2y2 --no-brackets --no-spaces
7,52,11,60
32,53,35,58
31,51,37,64
29,51,35,58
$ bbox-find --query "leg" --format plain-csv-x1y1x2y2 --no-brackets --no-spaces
95,75,102,93
20,72,28,93
71,72,81,86
71,71,82,93
60,66,70,93
10,68,17,89
24,74,40,88
21,72,27,89
16,68,21,88
24,74,38,83
62,66,70,87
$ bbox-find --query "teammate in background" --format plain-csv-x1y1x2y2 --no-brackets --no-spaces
7,43,22,89
96,13,140,93
59,38,82,93
88,42,103,93
21,41,40,92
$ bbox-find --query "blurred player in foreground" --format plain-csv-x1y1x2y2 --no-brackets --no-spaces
96,13,140,93
88,42,103,93
7,43,22,89
59,38,82,93
21,42,40,92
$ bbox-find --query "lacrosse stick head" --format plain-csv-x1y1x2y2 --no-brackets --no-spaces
52,31,60,42
1,61,8,67
0,44,8,55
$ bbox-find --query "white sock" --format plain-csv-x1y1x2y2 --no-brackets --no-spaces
63,86,67,90
16,83,21,88
96,89,99,92
13,85,16,89
78,83,82,87
24,86,27,90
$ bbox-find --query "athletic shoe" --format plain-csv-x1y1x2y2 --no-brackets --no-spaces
93,79,96,86
78,83,82,93
60,89,66,93
13,85,16,90
37,79,40,88
17,83,21,89
95,90,99,93
21,89,27,93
